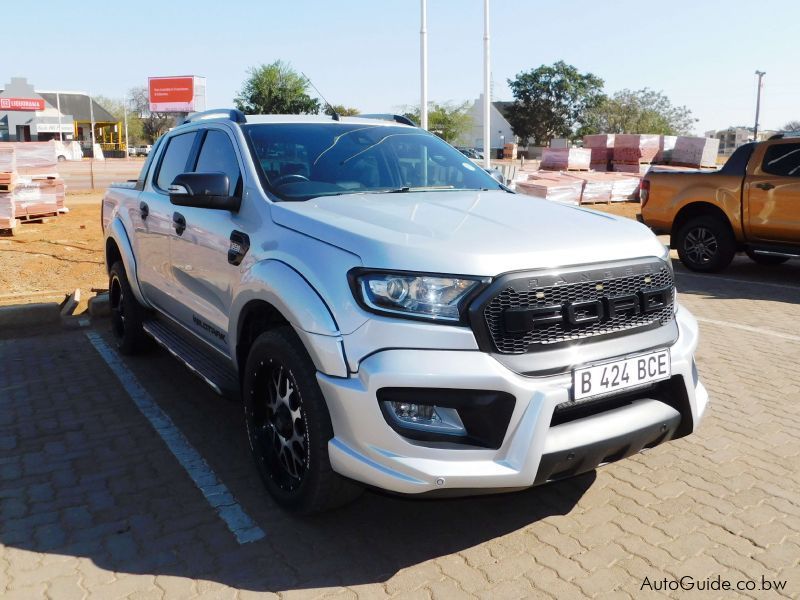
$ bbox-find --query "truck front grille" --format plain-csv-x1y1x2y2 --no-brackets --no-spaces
479,259,675,355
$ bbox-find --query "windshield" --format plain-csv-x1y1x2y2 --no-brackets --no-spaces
242,123,503,201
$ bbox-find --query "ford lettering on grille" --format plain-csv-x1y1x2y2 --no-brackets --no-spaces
480,260,675,355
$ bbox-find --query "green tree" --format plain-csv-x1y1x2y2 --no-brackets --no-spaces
584,88,696,136
325,104,360,116
234,61,320,115
93,95,144,145
128,86,175,144
403,101,473,144
506,61,605,145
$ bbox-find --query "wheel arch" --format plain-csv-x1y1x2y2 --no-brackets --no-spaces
671,202,738,247
105,219,149,306
231,260,348,378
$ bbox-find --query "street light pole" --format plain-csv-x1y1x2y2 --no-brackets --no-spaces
754,70,766,141
123,96,129,159
420,0,428,130
482,0,491,169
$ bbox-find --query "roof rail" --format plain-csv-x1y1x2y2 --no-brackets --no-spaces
359,113,417,127
769,131,800,140
183,109,247,125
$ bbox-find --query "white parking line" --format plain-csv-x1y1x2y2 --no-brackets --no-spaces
675,271,800,292
85,331,266,544
695,317,800,343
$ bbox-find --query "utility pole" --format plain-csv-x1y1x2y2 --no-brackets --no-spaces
482,0,491,169
89,93,96,189
754,70,766,141
56,92,63,142
123,96,129,159
420,0,428,130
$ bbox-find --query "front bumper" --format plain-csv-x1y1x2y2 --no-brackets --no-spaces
318,305,708,494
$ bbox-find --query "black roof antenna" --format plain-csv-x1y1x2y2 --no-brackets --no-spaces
302,73,340,121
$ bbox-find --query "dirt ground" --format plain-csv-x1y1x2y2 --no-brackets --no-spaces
0,193,107,308
0,192,642,308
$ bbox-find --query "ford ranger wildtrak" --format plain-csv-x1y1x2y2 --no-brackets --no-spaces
102,109,708,513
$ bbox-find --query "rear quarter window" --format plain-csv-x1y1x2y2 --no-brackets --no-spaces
155,132,197,191
761,143,800,177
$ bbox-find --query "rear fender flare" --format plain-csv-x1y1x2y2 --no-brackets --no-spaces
107,218,149,307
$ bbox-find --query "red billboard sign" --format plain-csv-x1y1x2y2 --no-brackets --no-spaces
0,97,46,111
148,77,196,112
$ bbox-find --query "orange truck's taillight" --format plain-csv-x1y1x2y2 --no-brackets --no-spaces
640,179,650,207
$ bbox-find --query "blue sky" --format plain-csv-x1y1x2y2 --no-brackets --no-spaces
4,0,798,134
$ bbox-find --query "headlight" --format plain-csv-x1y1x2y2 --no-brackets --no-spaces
350,270,484,322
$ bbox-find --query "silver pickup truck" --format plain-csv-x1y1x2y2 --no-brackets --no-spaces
102,109,708,513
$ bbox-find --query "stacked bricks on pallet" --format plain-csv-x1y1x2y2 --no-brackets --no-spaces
671,136,720,168
563,172,615,204
613,134,659,174
540,147,591,171
516,172,583,205
13,177,65,218
0,147,17,230
655,135,677,163
613,162,651,175
0,142,64,232
610,173,642,202
583,134,614,172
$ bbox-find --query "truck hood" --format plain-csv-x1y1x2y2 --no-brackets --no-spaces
271,190,666,276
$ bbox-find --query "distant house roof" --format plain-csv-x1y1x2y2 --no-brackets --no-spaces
38,93,117,122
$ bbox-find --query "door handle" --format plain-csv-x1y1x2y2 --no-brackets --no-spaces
139,201,149,220
172,212,186,236
755,182,775,191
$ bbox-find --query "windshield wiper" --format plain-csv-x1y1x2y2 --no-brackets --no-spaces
381,186,457,193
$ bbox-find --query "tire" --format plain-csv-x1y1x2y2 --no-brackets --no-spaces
242,326,363,513
745,248,790,266
108,261,149,354
675,215,736,273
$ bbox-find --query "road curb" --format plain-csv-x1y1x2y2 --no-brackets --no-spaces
88,293,110,318
0,302,62,329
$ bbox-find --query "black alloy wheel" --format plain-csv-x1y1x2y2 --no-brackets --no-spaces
675,216,735,273
108,261,148,354
242,327,363,513
250,357,309,493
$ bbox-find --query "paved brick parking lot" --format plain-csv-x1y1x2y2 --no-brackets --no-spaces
1,255,798,599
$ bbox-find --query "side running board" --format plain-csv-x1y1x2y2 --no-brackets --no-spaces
142,319,240,398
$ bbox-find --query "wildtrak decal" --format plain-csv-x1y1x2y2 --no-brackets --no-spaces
192,315,226,342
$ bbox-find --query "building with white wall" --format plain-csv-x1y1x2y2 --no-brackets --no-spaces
457,93,515,153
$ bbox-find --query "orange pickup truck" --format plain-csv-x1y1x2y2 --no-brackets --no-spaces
640,136,800,272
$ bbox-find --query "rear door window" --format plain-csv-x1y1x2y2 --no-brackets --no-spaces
761,143,800,177
155,132,197,190
194,130,242,196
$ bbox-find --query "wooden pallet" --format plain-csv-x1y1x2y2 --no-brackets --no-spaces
17,212,58,223
0,218,19,235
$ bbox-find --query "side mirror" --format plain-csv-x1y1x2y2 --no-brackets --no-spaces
485,168,505,185
169,172,241,211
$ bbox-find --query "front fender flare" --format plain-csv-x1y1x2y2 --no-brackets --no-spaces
230,260,347,376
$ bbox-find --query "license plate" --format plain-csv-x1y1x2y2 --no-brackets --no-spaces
573,349,671,401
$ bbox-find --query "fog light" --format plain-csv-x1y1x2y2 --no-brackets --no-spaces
385,401,466,435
